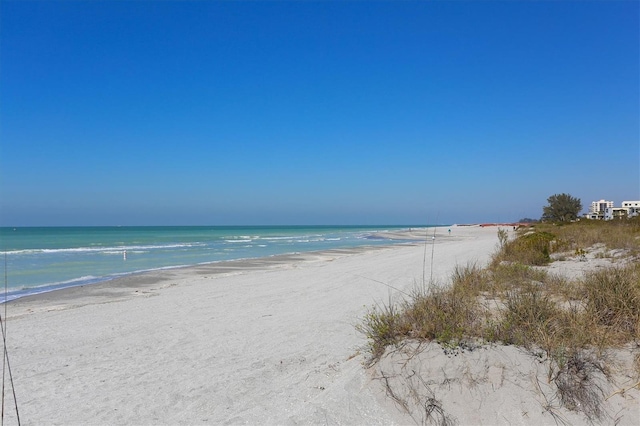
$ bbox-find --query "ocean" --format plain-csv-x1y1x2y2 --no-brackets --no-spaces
0,225,427,302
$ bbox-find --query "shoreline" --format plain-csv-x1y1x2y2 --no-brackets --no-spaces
3,226,434,304
6,242,429,310
6,242,416,313
3,225,501,425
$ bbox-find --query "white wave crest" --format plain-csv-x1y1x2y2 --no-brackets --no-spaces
4,242,206,256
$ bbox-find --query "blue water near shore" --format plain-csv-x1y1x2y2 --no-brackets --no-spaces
0,225,427,302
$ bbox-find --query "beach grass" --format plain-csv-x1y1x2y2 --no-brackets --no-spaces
360,219,640,417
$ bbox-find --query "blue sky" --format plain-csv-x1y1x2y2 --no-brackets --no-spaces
1,1,638,226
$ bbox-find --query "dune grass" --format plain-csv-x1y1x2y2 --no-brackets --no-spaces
359,219,640,417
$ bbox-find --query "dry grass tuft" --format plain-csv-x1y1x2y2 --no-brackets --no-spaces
551,351,609,420
493,283,562,348
404,284,481,344
582,264,640,342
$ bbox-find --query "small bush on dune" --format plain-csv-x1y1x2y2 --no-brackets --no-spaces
404,285,481,344
359,270,486,360
493,284,561,347
495,231,560,266
358,302,408,361
450,263,489,294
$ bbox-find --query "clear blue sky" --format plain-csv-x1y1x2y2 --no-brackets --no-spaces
1,1,638,226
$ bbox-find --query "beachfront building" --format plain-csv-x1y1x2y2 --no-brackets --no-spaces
584,199,640,220
586,199,614,220
584,211,601,220
591,200,640,220
591,200,614,214
604,207,628,220
622,200,640,218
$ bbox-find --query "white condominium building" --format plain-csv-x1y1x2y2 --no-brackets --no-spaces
590,199,614,214
585,199,639,220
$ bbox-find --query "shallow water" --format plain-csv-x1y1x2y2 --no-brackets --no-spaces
0,225,427,300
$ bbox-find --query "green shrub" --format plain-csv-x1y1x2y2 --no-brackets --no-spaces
498,231,558,266
357,303,407,361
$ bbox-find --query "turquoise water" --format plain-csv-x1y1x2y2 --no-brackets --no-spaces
0,226,426,301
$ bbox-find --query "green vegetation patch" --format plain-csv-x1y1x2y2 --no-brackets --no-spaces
498,231,561,266
359,220,640,418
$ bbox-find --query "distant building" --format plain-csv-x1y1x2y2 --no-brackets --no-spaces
587,199,614,220
604,207,628,220
590,200,614,214
622,200,640,218
589,199,640,220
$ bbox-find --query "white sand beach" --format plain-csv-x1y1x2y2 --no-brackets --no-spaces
3,225,638,425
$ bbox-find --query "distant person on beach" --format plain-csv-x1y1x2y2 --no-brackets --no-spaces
448,229,451,235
